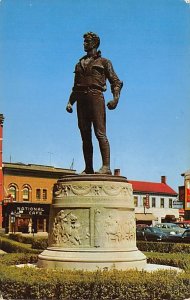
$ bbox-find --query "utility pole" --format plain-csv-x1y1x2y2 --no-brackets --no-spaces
48,152,54,166
70,158,74,170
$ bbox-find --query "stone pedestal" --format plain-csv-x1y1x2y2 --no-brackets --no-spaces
38,174,146,270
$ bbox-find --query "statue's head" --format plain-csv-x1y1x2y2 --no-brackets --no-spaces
83,32,100,52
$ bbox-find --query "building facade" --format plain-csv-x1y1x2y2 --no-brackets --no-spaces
181,170,190,220
2,162,75,233
0,114,4,229
128,176,179,225
1,164,180,231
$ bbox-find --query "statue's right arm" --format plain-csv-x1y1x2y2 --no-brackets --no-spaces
66,64,78,113
66,92,76,113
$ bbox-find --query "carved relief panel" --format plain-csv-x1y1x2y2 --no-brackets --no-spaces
49,209,90,247
94,208,136,248
53,181,133,200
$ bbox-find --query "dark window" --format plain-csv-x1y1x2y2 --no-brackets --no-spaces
152,197,156,208
36,189,41,200
160,198,165,208
9,186,17,201
23,187,30,201
43,189,47,200
169,198,173,208
134,196,138,207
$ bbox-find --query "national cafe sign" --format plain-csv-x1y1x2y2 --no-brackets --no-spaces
5,203,50,217
16,206,45,216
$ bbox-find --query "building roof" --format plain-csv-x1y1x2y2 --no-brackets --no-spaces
128,180,177,196
2,162,76,178
3,162,75,172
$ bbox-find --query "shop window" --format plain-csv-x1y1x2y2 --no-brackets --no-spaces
9,185,17,201
134,196,138,207
160,198,165,208
169,198,173,208
43,189,47,200
152,197,156,208
36,189,41,200
23,187,30,201
143,197,146,206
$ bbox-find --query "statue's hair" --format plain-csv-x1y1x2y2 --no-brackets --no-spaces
83,32,100,48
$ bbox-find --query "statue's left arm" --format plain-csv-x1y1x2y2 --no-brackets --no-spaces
105,60,123,110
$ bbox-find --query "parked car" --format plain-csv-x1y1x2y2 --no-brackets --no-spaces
174,222,190,229
136,226,168,241
136,224,149,228
154,223,186,235
166,229,190,243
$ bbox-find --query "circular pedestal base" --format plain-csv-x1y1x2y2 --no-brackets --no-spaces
38,174,147,270
38,247,146,271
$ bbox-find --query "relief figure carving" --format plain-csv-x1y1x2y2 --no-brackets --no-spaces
51,210,81,246
53,183,62,197
104,212,135,243
105,214,122,242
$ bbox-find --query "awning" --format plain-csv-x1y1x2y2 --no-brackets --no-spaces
135,213,157,221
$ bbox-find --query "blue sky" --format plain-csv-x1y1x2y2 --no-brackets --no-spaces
0,0,190,190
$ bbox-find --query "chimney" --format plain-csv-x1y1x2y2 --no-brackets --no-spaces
114,169,120,176
0,114,4,229
161,176,166,184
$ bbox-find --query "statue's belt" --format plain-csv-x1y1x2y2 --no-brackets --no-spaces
74,85,104,93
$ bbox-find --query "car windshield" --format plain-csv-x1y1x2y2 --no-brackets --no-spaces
183,230,190,237
155,224,179,229
147,227,162,233
170,224,178,228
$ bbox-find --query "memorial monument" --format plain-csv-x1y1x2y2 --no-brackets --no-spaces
38,32,146,270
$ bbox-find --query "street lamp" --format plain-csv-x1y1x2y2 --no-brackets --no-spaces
10,211,16,234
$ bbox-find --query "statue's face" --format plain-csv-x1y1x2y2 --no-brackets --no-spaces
83,38,96,52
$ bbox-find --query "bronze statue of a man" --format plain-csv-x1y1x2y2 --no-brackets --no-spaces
66,32,123,175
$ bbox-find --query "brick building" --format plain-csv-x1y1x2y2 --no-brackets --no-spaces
2,162,75,233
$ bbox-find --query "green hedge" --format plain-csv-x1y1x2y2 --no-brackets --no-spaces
0,253,190,299
137,240,190,253
7,234,48,250
8,233,35,244
145,251,190,271
1,239,190,299
0,253,38,266
0,261,190,300
31,237,48,250
0,236,41,254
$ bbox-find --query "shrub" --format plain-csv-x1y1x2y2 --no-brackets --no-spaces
137,241,190,253
7,234,48,250
0,253,190,299
0,236,40,254
0,264,190,300
145,251,190,271
31,237,48,250
8,233,35,244
0,253,38,266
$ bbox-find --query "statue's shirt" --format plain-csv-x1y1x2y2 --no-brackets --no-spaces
72,54,122,94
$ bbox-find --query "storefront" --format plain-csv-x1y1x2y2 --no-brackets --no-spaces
135,213,157,226
2,202,50,234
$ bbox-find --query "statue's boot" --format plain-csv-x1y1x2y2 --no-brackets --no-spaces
81,168,94,175
81,143,94,174
97,165,112,175
97,141,112,175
